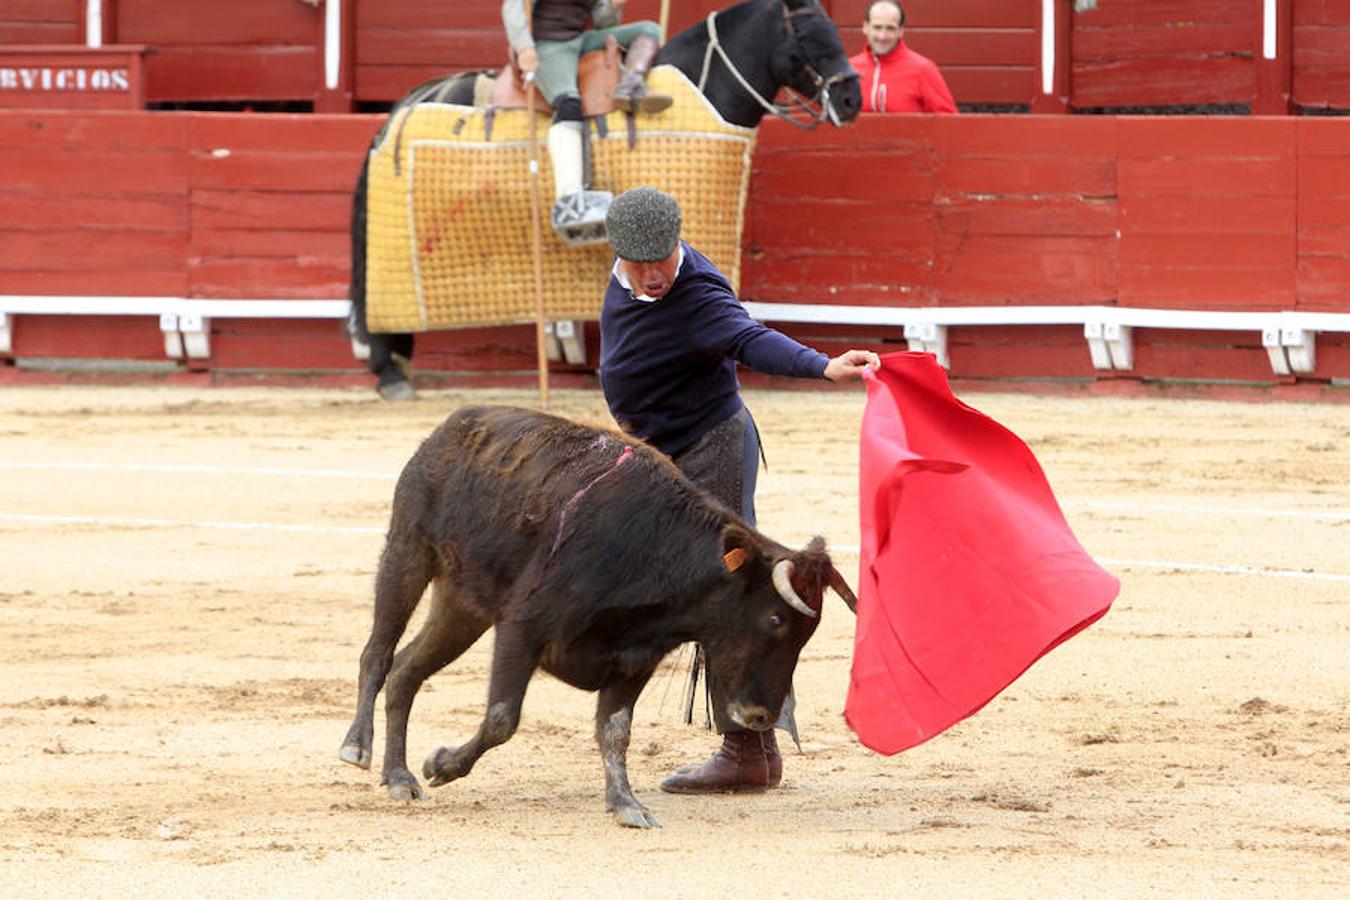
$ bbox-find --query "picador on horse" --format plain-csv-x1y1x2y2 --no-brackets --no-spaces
346,0,862,400
505,0,674,244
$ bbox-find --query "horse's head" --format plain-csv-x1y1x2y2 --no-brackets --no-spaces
660,0,863,129
771,0,862,126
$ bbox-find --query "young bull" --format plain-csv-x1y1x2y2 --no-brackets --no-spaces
340,405,855,828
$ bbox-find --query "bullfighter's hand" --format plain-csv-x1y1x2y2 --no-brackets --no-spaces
824,349,882,382
517,47,540,75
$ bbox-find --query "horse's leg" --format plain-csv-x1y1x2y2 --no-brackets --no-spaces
348,160,417,401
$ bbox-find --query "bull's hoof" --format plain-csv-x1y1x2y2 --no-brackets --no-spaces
610,799,661,829
422,746,470,787
377,378,415,402
386,776,425,801
339,743,371,769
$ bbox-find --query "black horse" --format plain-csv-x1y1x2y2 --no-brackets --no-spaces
348,0,862,399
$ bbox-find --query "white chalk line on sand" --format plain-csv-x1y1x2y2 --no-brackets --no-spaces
0,513,382,535
3,460,1348,524
0,460,395,481
1,514,1347,583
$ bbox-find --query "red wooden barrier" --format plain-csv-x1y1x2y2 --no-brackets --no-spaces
0,1,80,44
4,2,1348,113
1295,0,1350,110
3,108,1349,386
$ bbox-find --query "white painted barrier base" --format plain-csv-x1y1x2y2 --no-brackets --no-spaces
3,296,1349,378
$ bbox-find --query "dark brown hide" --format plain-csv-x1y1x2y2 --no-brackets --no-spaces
340,405,852,827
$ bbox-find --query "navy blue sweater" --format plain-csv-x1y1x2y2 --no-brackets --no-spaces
599,242,829,457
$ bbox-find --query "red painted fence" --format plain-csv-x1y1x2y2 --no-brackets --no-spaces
3,2,1349,111
2,108,1348,386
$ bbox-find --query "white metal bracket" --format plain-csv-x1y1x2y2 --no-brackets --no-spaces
1263,326,1316,376
554,320,586,365
159,313,184,359
1281,327,1316,374
1084,321,1134,371
178,313,211,359
903,322,949,368
544,320,587,366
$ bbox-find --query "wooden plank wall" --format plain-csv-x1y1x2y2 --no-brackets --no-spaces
3,108,1349,383
4,2,1347,113
0,109,379,363
353,0,726,104
115,0,319,103
832,0,1038,106
0,0,79,43
747,114,1350,381
1071,0,1259,108
1295,0,1350,110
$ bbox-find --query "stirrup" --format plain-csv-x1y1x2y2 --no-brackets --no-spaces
550,189,612,247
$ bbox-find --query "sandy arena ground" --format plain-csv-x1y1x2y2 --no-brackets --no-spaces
0,382,1345,897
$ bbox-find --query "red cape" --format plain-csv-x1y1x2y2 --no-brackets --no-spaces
846,353,1118,754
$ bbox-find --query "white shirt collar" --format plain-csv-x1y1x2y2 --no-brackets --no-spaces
612,244,685,303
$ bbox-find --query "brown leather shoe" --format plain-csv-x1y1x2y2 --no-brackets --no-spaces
660,730,770,794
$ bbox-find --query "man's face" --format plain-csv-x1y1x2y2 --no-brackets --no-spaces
863,3,903,57
619,247,680,300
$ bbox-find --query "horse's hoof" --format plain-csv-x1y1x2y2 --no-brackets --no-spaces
339,744,371,769
377,379,416,402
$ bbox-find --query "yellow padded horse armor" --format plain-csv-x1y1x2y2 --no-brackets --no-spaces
363,67,756,333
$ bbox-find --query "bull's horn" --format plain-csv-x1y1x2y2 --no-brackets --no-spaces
773,559,818,619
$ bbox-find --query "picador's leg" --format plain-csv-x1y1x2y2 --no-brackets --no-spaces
612,31,674,114
422,621,538,787
347,151,416,401
380,578,491,800
596,671,661,828
339,523,436,771
546,94,611,246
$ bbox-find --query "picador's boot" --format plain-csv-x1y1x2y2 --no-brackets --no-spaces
612,34,674,114
659,730,772,794
546,120,611,246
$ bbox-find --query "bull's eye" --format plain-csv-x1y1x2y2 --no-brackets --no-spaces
767,613,786,630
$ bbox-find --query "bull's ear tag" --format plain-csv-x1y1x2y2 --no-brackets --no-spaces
723,548,747,573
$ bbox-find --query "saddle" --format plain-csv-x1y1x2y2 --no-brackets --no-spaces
476,37,623,118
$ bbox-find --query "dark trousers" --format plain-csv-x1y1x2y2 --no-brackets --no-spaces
671,407,796,737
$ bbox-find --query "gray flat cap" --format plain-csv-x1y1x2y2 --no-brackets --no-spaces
606,186,682,262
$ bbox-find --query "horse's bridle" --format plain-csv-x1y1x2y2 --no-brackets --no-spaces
696,2,854,130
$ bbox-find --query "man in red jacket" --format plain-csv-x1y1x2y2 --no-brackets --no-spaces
848,1,957,113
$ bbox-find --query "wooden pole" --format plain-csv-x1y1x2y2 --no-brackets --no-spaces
525,73,551,411
658,0,671,42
